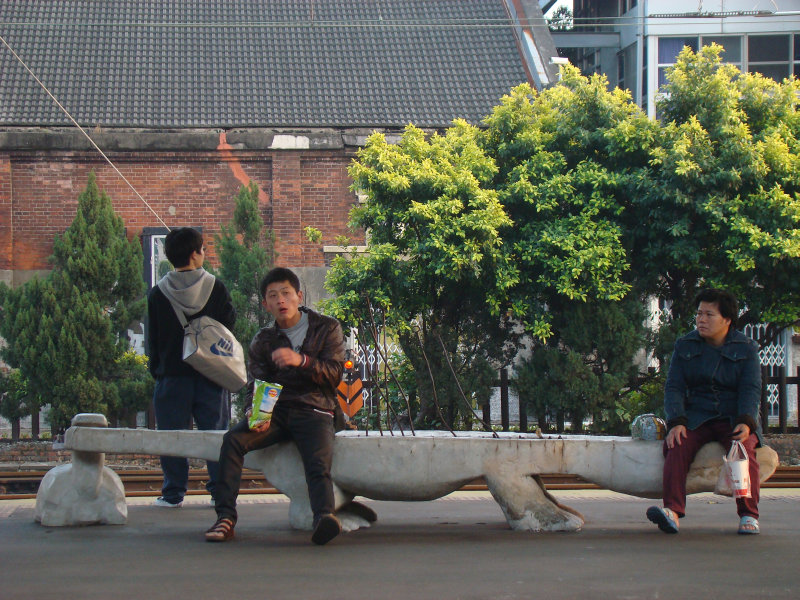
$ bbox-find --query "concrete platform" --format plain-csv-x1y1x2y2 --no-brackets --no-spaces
2,489,799,600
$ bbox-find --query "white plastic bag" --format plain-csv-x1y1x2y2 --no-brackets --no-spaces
715,440,751,498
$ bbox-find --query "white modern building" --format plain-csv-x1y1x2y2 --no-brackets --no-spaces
553,0,800,117
550,0,800,426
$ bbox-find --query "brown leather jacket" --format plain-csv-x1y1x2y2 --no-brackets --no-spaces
245,307,345,412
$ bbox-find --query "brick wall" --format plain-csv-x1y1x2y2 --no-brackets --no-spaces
301,155,359,264
271,152,303,265
0,440,200,470
0,154,12,271
0,441,71,466
3,147,364,275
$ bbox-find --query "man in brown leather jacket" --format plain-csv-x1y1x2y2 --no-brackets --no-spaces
205,267,346,545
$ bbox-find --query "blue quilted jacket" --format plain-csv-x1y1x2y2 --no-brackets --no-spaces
664,329,762,438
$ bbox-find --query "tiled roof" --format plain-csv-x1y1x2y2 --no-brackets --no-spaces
0,0,532,129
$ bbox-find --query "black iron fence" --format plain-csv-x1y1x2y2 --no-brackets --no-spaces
5,365,799,439
487,366,800,435
762,365,800,434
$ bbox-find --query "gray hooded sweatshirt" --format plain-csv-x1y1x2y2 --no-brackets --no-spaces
157,268,216,319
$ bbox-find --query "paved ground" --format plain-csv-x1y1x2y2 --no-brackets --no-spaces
2,489,799,600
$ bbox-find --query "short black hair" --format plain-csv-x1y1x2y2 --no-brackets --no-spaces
164,227,203,269
260,267,301,299
695,288,739,327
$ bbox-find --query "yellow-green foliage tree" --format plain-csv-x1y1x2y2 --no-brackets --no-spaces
324,123,518,428
627,45,800,353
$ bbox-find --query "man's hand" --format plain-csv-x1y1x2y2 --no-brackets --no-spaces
244,406,271,432
272,347,302,369
732,423,751,442
245,408,271,432
666,425,687,449
252,419,271,432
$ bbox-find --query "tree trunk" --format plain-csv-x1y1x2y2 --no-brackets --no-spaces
31,407,39,440
537,411,547,431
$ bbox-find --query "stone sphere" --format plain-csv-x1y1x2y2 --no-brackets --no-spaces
630,413,667,440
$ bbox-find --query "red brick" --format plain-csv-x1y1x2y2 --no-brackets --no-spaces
3,148,364,273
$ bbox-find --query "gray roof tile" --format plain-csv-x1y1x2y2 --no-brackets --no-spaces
0,0,531,128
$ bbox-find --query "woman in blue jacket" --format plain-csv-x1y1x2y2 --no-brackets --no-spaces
647,289,762,535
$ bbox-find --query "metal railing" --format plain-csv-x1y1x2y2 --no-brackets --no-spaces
762,365,800,434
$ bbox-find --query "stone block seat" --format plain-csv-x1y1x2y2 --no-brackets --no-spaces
35,413,779,532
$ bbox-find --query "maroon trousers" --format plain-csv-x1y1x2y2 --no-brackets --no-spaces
662,419,759,519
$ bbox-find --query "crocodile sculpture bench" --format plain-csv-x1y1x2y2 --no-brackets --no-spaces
35,413,779,532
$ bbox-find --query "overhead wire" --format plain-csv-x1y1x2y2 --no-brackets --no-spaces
0,10,796,228
0,33,170,230
0,12,798,29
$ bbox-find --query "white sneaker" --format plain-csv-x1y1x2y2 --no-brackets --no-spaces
153,496,183,508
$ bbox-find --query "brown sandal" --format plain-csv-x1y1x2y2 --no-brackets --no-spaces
205,517,235,542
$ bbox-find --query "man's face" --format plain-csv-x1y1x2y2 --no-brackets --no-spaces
189,244,205,269
695,300,731,344
263,280,303,327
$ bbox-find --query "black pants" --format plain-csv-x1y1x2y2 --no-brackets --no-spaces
214,404,335,523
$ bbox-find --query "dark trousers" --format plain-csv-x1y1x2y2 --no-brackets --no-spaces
663,418,759,519
153,375,230,502
215,404,335,524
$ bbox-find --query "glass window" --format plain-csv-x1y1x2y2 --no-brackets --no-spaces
746,35,792,82
642,42,648,111
142,227,172,288
657,67,667,88
749,35,790,63
794,34,800,61
748,64,791,81
658,37,698,88
702,36,742,64
616,44,636,94
658,37,698,63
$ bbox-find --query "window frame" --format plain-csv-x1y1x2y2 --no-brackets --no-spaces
657,33,798,89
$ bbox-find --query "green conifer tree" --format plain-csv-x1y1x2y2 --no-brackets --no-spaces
214,181,275,346
213,182,276,418
0,172,147,430
0,369,35,441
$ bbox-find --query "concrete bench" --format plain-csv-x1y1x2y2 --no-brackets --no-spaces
35,413,779,532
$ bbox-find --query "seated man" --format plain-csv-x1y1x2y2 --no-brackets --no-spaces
647,289,762,535
205,267,346,545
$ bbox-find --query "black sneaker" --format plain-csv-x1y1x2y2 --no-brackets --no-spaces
311,513,342,545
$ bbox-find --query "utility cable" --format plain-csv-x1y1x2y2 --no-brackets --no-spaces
0,33,170,230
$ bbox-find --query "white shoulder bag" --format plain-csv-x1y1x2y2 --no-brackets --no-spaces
167,299,247,392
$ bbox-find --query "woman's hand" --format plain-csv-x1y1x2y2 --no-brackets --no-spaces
666,425,687,449
732,423,751,442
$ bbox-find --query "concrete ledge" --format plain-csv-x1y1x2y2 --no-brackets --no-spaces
0,127,408,152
